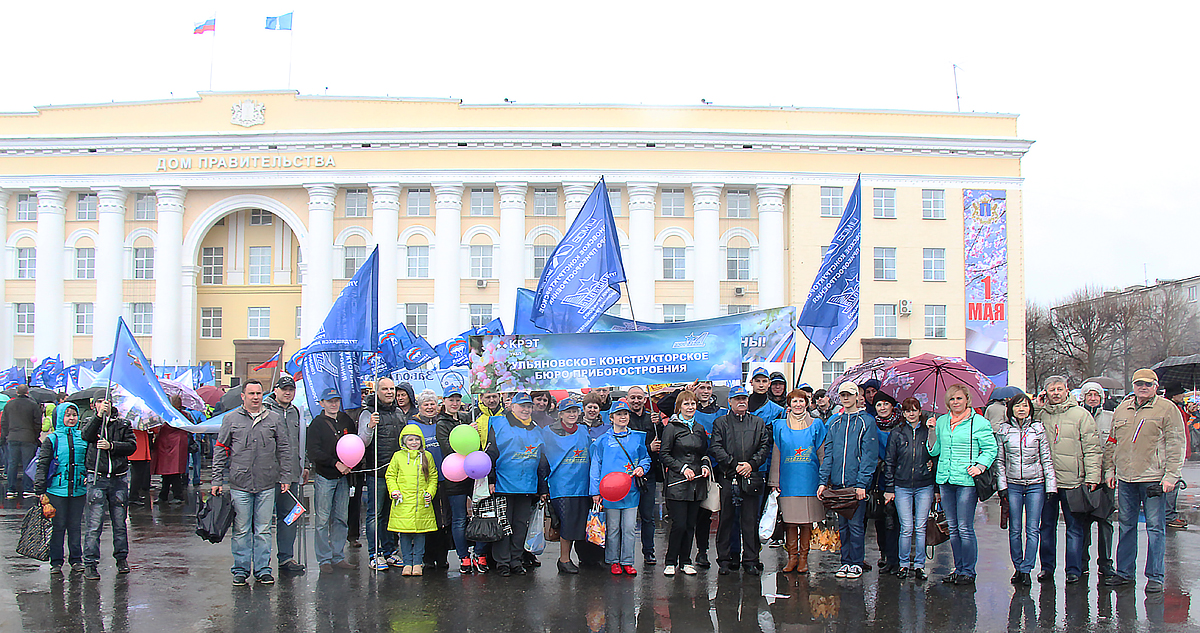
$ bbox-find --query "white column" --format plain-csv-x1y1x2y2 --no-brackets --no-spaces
33,188,67,361
181,266,198,364
433,183,464,341
497,182,527,328
692,183,723,318
302,184,337,342
95,187,127,352
562,181,593,228
0,190,8,365
626,182,657,322
152,187,185,365
757,184,788,309
370,184,401,328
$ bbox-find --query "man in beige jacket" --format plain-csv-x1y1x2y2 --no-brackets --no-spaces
1103,369,1185,593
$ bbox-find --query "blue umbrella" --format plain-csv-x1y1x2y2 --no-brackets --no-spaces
990,385,1024,401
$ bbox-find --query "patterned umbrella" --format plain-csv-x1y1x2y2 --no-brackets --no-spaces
159,378,206,411
829,357,905,393
879,354,994,414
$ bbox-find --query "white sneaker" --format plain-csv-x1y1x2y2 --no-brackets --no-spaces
681,564,697,575
835,564,850,578
845,565,863,579
371,555,388,571
663,565,676,576
386,553,402,567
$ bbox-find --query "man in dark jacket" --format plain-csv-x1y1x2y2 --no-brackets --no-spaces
265,376,306,575
625,386,662,564
4,384,43,498
356,377,409,570
80,397,137,580
710,385,771,576
213,379,294,586
307,387,357,573
817,382,879,580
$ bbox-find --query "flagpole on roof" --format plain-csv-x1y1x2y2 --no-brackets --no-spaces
287,20,295,89
208,14,217,90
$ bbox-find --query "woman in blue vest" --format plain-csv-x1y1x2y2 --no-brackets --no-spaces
769,389,826,574
538,399,591,574
658,390,711,576
484,392,546,577
590,400,651,576
33,402,89,575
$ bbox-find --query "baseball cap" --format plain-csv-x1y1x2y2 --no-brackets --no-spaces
443,385,464,398
609,400,631,414
1132,369,1158,383
319,387,341,401
751,367,770,379
557,399,581,413
510,392,533,405
837,382,859,396
769,371,787,385
728,385,749,399
275,376,296,390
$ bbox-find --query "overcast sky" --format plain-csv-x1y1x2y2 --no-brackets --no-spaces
2,1,1195,304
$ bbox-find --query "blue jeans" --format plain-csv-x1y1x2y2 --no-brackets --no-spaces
275,482,301,565
895,485,935,568
313,474,350,565
636,476,657,556
48,494,86,566
230,488,275,577
1006,484,1046,573
605,506,638,565
1040,490,1084,576
188,446,203,485
398,533,427,565
1116,480,1167,583
7,440,37,494
83,473,129,566
448,494,471,559
364,475,397,557
939,483,979,577
837,499,868,566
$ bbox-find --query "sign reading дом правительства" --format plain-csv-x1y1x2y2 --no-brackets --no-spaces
468,326,743,393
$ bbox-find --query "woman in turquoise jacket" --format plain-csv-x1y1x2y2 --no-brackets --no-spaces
33,402,88,575
927,384,997,586
590,401,651,575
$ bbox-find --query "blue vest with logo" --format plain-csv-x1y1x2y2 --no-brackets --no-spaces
492,416,543,494
540,425,591,499
774,418,827,497
589,429,650,510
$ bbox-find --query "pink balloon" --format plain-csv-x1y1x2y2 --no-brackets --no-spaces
336,434,365,468
442,453,468,482
464,451,492,479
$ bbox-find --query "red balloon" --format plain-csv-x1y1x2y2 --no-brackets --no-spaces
599,471,633,503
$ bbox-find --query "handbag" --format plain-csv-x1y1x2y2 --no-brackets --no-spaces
819,486,860,518
739,473,766,497
925,501,950,547
969,416,999,502
701,476,722,512
465,496,505,543
16,504,53,561
865,490,887,521
613,432,650,495
585,502,606,546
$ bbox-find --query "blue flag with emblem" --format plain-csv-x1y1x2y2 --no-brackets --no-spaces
0,366,26,389
434,329,475,369
379,322,436,370
476,318,506,336
305,246,379,354
531,178,626,333
797,176,862,360
300,350,363,415
31,355,65,389
110,317,191,428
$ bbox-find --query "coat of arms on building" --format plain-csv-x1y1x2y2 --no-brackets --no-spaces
230,100,266,127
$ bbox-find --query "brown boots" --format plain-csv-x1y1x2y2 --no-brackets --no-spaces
781,524,810,573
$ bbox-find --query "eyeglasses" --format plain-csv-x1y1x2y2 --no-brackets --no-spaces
1133,381,1155,388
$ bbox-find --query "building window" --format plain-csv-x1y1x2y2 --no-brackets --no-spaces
15,303,34,334
470,188,494,216
134,193,157,220
470,245,493,278
16,248,36,279
249,209,272,226
248,246,272,285
822,361,847,389
76,193,97,220
534,188,557,216
923,248,946,281
922,189,945,219
727,247,750,280
200,307,222,339
16,194,36,221
663,247,686,280
727,304,751,315
873,188,896,219
202,247,224,284
343,245,367,278
925,305,947,339
75,247,95,279
1188,286,1199,302
247,307,271,338
727,189,751,218
74,303,93,335
874,304,897,338
345,189,368,217
820,245,830,259
470,304,493,329
607,188,622,216
532,244,554,279
296,306,303,339
133,247,155,279
132,303,153,336
821,187,843,218
406,245,429,278
663,304,687,323
201,360,222,386
405,303,428,337
407,188,430,216
873,247,896,281
661,188,685,217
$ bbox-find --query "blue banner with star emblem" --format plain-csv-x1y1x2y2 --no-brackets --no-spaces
110,317,192,428
798,176,861,360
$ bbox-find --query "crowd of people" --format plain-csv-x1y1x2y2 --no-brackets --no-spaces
2,365,1197,598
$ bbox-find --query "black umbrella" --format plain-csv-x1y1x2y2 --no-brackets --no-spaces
219,384,244,412
1151,354,1200,389
3,386,58,403
67,386,107,403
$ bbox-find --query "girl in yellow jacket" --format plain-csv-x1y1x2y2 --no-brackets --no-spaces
386,424,439,576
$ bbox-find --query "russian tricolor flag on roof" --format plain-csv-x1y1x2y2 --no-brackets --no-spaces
193,17,216,35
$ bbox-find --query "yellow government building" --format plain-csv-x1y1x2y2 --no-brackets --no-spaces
0,91,1031,389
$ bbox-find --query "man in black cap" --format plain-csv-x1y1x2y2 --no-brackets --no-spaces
265,375,307,574
1164,384,1189,529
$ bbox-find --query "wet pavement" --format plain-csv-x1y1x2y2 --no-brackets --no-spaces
3,468,1200,632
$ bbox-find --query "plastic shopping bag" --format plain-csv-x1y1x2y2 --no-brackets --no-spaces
585,502,606,547
758,490,780,542
524,501,547,555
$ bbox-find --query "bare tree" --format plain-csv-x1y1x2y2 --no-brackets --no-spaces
1050,286,1121,383
1026,302,1064,393
1108,292,1146,387
1134,286,1200,367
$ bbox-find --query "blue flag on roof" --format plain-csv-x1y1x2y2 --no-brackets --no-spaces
797,176,862,360
110,318,191,428
531,178,626,333
379,322,436,370
265,12,293,30
434,330,474,369
305,246,379,355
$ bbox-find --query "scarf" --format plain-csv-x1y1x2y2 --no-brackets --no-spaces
748,391,769,412
787,409,813,431
875,408,902,431
948,408,972,429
